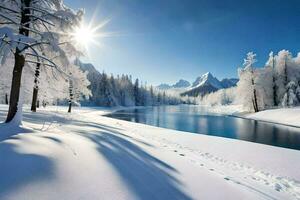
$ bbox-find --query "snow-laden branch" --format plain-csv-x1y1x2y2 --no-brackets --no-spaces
20,25,43,36
0,22,14,25
0,13,19,25
26,60,55,68
0,4,19,14
24,6,54,15
25,14,55,26
26,53,57,68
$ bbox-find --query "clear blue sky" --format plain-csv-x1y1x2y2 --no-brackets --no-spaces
65,0,300,85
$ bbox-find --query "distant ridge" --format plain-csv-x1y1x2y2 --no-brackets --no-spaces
156,72,238,97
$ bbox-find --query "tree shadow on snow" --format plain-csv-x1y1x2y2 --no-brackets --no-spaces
77,128,193,200
0,142,54,199
22,111,69,125
72,120,155,148
0,122,33,142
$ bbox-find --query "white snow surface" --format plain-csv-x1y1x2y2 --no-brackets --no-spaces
245,107,300,127
0,105,300,200
197,104,244,115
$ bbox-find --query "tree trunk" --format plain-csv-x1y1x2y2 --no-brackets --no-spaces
6,52,25,122
37,100,40,108
5,0,31,123
284,57,289,106
273,76,278,107
272,56,278,107
5,93,8,105
68,77,73,113
42,100,47,108
31,87,38,112
251,73,259,113
68,102,72,113
253,88,259,112
252,99,256,112
31,62,40,112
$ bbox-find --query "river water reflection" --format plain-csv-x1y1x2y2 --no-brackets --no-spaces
106,105,300,150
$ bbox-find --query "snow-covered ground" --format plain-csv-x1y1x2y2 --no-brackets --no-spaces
198,104,244,115
244,107,300,127
199,105,300,128
0,105,300,200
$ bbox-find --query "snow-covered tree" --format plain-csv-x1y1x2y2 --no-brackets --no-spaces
237,52,259,112
0,0,83,122
0,56,13,104
196,87,236,106
282,81,299,106
265,52,278,107
67,60,91,112
195,50,300,111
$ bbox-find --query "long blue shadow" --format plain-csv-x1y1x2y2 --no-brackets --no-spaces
78,129,192,200
0,142,54,198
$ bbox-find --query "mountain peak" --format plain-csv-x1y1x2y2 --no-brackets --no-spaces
157,83,171,90
173,79,191,88
203,72,212,77
157,79,190,90
192,72,222,89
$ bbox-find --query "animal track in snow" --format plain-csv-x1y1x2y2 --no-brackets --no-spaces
140,135,300,200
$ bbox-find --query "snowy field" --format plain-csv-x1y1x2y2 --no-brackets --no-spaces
245,107,300,127
201,105,300,128
0,105,300,200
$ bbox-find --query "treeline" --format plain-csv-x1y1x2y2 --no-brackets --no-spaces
197,87,236,106
238,50,300,112
198,50,300,112
81,70,183,107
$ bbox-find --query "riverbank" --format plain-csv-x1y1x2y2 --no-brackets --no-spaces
244,107,300,128
202,104,300,128
0,105,300,200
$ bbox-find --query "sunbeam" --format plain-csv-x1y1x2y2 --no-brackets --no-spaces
69,17,112,50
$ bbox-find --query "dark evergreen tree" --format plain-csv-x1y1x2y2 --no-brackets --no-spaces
134,78,140,106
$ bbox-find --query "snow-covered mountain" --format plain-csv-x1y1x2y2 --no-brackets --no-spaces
182,73,238,97
157,72,238,97
220,78,239,88
157,79,191,90
191,72,223,89
156,83,172,90
76,59,100,77
173,79,191,88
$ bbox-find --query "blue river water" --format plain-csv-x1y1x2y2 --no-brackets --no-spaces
106,105,300,150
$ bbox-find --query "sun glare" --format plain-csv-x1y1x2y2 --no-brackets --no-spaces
72,25,95,47
70,18,111,50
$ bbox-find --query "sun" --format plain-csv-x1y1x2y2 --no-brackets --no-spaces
72,25,96,47
70,18,111,50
